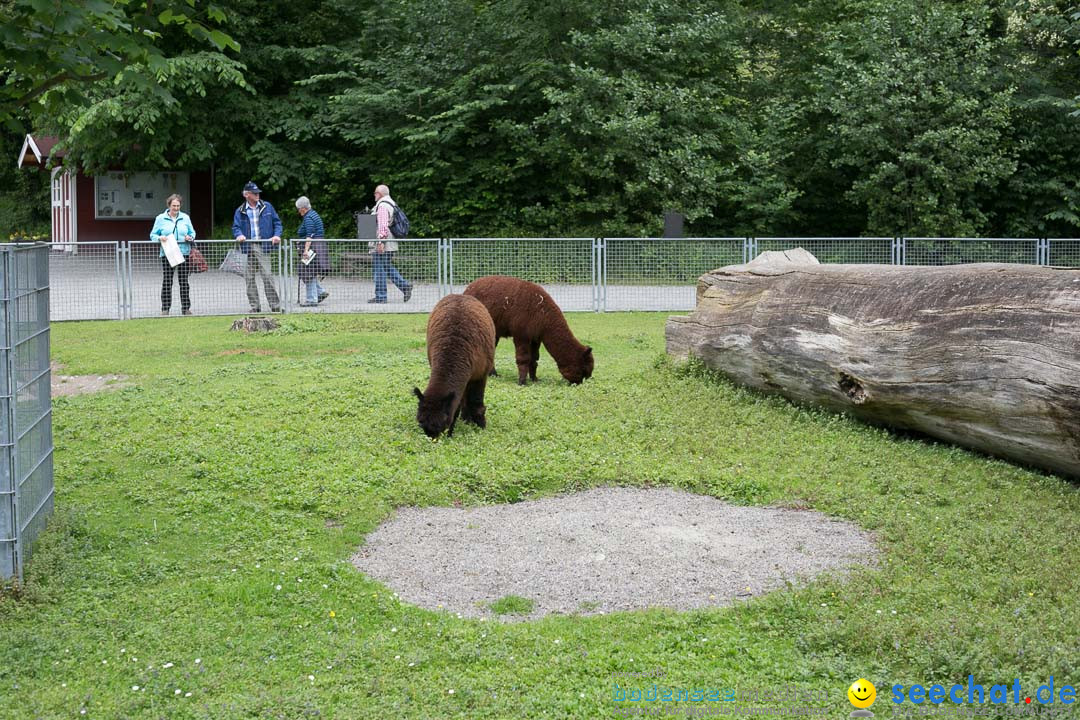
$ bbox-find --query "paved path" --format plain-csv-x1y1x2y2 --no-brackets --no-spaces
48,255,696,320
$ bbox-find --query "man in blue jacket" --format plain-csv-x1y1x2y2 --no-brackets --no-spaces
232,181,283,313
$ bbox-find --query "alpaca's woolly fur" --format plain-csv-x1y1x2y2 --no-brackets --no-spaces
413,294,496,438
464,275,593,385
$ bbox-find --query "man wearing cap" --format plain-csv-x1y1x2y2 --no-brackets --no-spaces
232,181,283,313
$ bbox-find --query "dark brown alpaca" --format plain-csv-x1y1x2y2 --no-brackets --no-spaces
463,275,594,385
413,294,496,438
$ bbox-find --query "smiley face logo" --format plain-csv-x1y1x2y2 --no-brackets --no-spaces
848,679,877,709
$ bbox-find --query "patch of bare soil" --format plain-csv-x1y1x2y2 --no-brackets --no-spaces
50,362,131,397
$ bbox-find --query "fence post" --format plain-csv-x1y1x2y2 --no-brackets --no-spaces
287,240,294,312
437,238,450,297
279,241,287,313
599,237,608,312
441,238,455,296
892,237,907,266
743,237,759,264
114,242,124,320
121,242,133,319
592,238,607,313
592,238,599,312
1037,238,1050,266
278,241,289,314
436,237,453,297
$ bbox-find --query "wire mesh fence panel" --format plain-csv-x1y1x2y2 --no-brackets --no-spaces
285,239,438,314
449,238,595,312
44,236,1073,321
902,238,1039,265
128,240,292,318
605,238,744,311
755,237,894,264
1047,239,1080,267
47,242,121,320
0,244,53,581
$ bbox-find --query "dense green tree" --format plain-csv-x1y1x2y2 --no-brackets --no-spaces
990,0,1080,236
44,51,249,173
530,0,751,235
0,0,237,129
811,1,1016,236
6,0,1080,239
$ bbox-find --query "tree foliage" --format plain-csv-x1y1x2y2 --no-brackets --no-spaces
813,1,1016,236
0,0,238,129
7,0,1080,239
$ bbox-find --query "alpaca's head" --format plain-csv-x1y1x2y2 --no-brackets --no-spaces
559,346,594,385
413,387,456,438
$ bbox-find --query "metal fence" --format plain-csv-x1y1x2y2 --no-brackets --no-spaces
1,243,53,581
447,238,598,312
43,236,1080,320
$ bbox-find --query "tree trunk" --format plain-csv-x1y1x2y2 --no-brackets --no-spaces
665,249,1080,478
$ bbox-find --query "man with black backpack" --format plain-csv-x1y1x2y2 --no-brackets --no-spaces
368,184,413,304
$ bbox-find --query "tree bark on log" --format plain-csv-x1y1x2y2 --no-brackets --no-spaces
665,250,1080,478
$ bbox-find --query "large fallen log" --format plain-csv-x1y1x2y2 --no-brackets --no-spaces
665,249,1080,478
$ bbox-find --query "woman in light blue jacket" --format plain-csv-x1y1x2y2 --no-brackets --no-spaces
150,193,197,315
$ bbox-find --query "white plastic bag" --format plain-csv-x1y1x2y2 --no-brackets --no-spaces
220,247,246,275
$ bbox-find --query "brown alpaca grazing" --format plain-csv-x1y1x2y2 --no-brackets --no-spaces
413,294,496,438
463,275,593,385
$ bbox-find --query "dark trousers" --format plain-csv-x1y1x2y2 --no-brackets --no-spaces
161,255,191,313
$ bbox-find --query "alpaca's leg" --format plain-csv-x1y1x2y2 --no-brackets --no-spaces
462,378,488,428
489,337,499,376
447,405,461,436
513,337,532,385
529,340,541,380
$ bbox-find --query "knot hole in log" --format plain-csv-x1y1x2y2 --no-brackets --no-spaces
838,372,869,404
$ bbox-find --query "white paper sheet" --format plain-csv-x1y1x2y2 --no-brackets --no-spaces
162,234,185,267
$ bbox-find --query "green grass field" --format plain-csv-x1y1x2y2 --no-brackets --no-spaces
1,312,1077,719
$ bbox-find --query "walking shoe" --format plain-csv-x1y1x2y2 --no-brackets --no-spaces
161,310,169,316
403,286,412,303
367,298,387,304
299,302,318,307
250,306,261,314
182,310,193,316
318,291,329,304
270,306,282,313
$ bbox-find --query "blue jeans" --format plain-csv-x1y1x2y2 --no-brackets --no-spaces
373,251,409,301
304,277,326,304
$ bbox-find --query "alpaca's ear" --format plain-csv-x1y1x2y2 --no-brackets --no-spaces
584,346,592,356
413,387,424,400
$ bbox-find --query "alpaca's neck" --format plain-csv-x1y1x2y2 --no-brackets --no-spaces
541,315,584,363
427,356,473,395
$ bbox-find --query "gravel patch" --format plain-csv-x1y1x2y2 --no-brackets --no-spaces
351,487,877,621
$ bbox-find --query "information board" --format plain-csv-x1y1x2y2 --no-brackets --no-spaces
94,172,191,220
